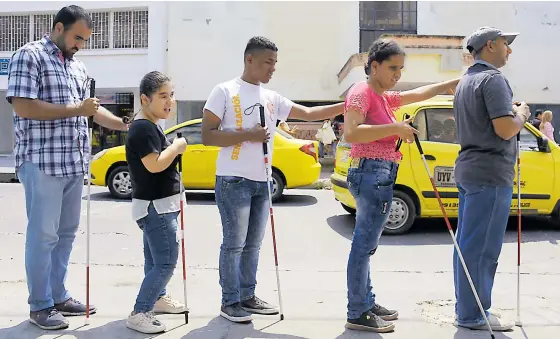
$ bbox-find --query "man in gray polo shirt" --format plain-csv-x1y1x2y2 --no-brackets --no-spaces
453,27,531,332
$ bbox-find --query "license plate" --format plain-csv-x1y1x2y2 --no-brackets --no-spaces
434,166,456,187
338,150,349,164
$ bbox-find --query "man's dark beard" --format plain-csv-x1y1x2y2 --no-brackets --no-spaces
54,36,75,58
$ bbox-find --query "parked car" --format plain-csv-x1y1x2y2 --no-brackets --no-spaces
90,118,321,201
331,95,559,235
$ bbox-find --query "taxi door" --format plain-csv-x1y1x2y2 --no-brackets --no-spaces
515,127,555,214
167,123,219,189
409,106,461,215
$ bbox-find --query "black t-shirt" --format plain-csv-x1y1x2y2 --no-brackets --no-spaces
125,119,180,200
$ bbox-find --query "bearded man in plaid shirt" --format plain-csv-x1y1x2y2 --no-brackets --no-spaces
6,5,128,330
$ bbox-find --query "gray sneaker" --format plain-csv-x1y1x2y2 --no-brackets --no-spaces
371,303,399,321
220,303,253,323
346,310,395,333
29,308,69,330
241,296,279,315
55,298,96,316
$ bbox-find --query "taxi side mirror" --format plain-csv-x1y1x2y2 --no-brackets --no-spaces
537,135,551,153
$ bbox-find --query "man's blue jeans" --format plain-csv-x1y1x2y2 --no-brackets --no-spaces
454,182,513,326
346,159,398,319
134,203,179,313
17,161,83,312
215,176,269,306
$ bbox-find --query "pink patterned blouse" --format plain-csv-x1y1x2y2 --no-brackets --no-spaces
541,121,555,141
344,81,403,163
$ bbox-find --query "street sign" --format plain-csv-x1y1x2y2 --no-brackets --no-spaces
0,59,9,75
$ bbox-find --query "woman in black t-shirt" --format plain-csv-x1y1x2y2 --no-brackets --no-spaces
124,71,188,334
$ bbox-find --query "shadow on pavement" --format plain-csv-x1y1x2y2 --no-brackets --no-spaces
85,191,318,207
327,214,560,246
181,316,308,339
453,327,514,339
334,329,383,338
0,319,158,339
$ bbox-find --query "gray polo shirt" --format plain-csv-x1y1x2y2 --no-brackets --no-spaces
453,61,516,187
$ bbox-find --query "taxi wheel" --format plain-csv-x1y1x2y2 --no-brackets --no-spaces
383,190,416,235
271,170,285,202
341,203,356,215
107,165,133,199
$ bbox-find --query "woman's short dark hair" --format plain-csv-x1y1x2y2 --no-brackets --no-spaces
140,71,171,99
52,5,93,30
364,39,406,75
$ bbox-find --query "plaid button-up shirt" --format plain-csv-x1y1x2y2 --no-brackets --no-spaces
6,35,90,177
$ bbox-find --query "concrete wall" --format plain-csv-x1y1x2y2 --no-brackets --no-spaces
418,1,560,104
166,1,359,102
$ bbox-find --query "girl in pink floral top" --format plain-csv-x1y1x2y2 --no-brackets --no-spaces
343,39,460,333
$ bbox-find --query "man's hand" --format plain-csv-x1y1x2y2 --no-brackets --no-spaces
78,98,100,117
171,137,188,154
246,123,270,143
513,101,531,122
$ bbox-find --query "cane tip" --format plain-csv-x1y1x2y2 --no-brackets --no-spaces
85,318,90,325
185,312,189,324
491,335,495,339
515,320,523,327
280,314,284,321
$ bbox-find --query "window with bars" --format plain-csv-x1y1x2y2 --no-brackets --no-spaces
0,9,148,52
0,15,30,52
113,10,148,49
34,14,54,41
86,12,110,49
359,1,417,52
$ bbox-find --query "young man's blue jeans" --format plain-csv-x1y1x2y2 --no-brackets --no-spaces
17,161,83,312
215,176,269,306
346,159,398,319
134,203,179,313
454,182,513,326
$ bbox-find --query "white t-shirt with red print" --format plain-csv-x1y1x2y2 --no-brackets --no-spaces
204,77,294,182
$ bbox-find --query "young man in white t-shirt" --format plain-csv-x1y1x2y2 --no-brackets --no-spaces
202,36,344,323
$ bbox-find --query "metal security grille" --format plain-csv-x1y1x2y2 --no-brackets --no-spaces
359,1,417,52
0,9,148,52
0,15,30,52
85,12,109,49
34,14,54,40
114,10,148,49
132,10,148,49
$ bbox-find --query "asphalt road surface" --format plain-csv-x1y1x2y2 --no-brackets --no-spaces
0,183,558,339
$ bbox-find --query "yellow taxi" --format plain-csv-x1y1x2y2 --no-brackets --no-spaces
331,95,559,235
90,118,321,201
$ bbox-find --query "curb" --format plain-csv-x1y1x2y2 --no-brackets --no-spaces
301,178,332,190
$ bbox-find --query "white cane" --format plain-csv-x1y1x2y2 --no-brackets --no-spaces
85,78,95,325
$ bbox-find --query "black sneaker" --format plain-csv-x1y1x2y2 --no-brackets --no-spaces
29,308,69,330
371,303,399,321
241,296,279,315
220,303,253,323
346,310,395,333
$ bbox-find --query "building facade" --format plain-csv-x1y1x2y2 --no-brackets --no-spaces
1,1,558,156
0,1,166,155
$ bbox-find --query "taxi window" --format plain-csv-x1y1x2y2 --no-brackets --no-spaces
167,123,202,145
413,108,457,144
519,127,540,151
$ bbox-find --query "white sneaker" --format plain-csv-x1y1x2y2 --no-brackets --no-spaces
153,294,187,314
126,312,166,334
460,314,514,332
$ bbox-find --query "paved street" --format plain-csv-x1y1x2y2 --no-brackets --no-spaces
0,183,559,339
